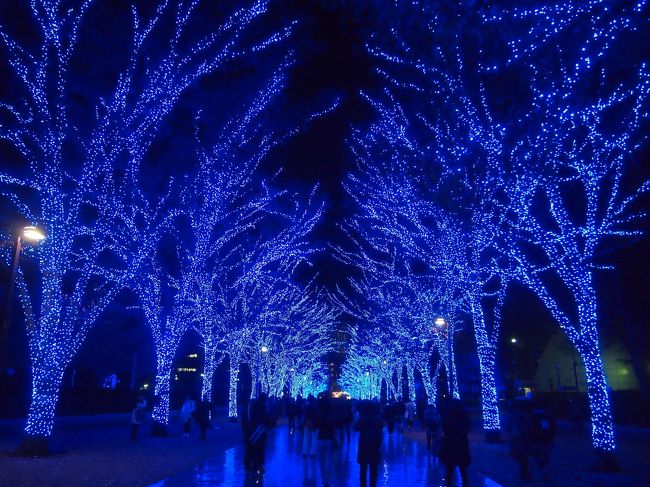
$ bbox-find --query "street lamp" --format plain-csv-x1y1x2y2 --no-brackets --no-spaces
255,345,269,397
22,226,46,242
510,337,517,344
434,316,449,339
1,226,46,363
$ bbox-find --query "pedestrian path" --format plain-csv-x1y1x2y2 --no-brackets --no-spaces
151,425,502,487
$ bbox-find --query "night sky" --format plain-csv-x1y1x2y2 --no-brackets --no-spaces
1,0,649,409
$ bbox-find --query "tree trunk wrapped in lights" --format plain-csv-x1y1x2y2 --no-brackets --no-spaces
228,355,241,420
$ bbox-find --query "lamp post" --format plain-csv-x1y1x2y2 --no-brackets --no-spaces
258,345,269,397
434,316,455,399
509,337,520,397
1,226,46,360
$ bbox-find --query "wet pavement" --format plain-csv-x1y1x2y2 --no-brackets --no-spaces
151,425,503,487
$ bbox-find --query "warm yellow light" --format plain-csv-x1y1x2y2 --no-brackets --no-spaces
22,226,46,242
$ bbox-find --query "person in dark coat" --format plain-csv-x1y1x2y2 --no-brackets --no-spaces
302,395,318,457
384,402,396,434
508,400,535,481
286,396,296,434
242,393,269,475
342,399,353,445
423,403,441,457
355,401,383,487
316,393,338,487
531,405,556,479
194,399,211,441
440,399,470,487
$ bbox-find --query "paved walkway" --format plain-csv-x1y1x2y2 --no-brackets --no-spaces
152,425,502,487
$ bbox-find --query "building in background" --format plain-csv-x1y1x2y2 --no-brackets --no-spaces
535,333,639,393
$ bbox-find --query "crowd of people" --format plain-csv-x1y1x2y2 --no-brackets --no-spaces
129,390,557,486
129,394,211,442
240,392,478,487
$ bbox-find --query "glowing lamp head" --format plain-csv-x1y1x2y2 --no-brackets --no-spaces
22,226,46,242
261,346,269,353
434,317,447,330
510,338,517,344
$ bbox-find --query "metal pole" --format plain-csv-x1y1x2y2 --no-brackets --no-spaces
1,236,22,357
572,352,579,393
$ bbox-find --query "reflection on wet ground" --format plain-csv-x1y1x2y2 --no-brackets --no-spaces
152,425,502,487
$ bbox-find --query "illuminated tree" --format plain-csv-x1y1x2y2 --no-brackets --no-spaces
351,0,527,438
181,59,294,410
482,0,650,458
502,64,650,461
191,184,324,416
364,0,650,455
255,281,337,398
344,83,511,435
336,245,463,404
0,0,291,448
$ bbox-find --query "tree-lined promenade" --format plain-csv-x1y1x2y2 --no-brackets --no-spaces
0,0,648,476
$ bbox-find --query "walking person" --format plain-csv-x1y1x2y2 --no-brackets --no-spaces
316,393,338,487
130,395,147,441
355,401,383,487
423,403,441,458
243,392,270,475
287,396,296,434
384,402,396,435
180,396,196,437
195,398,211,441
342,399,353,445
440,399,470,487
405,400,416,432
508,400,535,481
303,395,318,458
395,398,406,433
531,404,556,479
